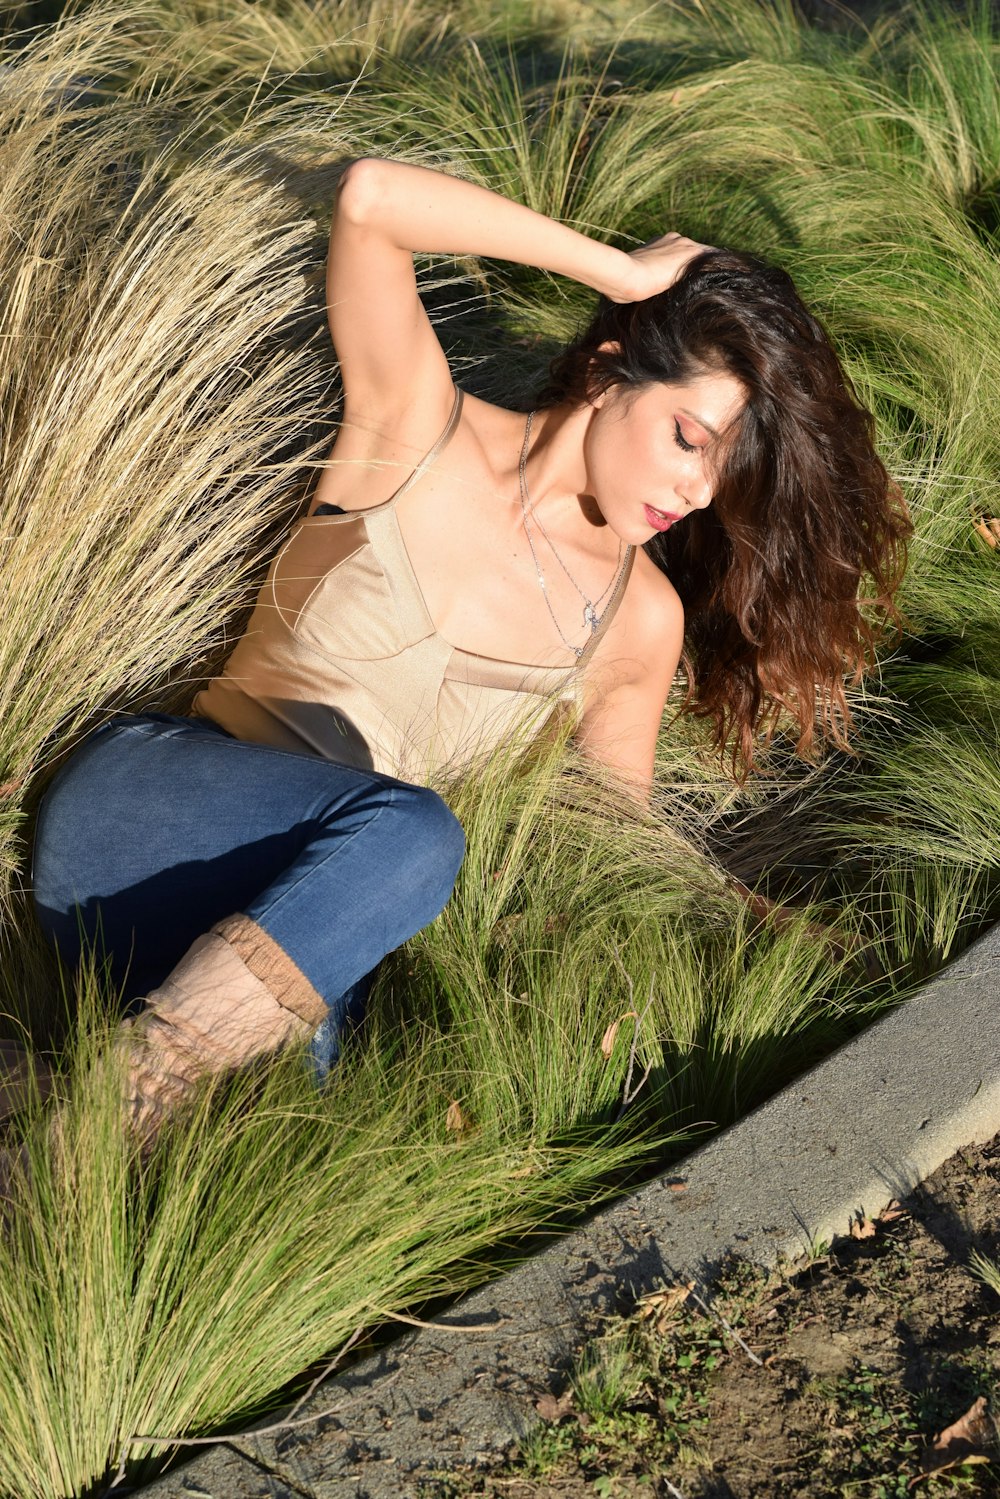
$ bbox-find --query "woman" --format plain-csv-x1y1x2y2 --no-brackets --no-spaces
30,158,909,1140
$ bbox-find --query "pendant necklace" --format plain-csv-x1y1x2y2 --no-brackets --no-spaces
518,409,631,659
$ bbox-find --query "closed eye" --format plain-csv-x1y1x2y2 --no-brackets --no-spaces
674,420,697,453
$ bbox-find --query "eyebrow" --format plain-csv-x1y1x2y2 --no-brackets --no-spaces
678,407,719,438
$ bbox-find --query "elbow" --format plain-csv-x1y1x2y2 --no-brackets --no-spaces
334,157,389,228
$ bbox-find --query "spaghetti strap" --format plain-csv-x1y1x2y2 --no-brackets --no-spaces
575,546,636,668
384,385,465,509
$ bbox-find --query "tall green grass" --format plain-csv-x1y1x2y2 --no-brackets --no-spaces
0,0,997,1492
0,962,649,1495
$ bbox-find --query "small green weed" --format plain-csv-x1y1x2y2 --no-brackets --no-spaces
818,1361,995,1497
571,1327,647,1419
519,1417,577,1478
970,1250,1000,1301
494,1268,767,1491
834,1364,923,1493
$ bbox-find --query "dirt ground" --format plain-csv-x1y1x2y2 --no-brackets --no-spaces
435,1133,1000,1498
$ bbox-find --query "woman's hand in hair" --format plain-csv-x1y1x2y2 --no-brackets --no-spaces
614,231,714,304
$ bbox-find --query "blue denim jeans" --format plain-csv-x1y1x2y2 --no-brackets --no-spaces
31,713,465,1074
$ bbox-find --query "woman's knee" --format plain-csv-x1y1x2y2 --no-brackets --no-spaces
391,783,465,913
32,778,89,938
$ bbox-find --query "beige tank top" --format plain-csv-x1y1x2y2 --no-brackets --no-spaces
194,388,635,784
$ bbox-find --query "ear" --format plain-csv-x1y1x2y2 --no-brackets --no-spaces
588,340,622,407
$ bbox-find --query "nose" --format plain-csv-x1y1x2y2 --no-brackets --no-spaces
679,468,713,511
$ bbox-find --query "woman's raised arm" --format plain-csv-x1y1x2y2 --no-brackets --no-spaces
327,158,703,432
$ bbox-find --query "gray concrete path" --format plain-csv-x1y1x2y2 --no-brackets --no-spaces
143,919,1000,1498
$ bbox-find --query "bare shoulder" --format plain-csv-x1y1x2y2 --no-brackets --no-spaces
611,548,684,674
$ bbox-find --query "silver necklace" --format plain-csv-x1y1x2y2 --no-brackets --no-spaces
518,410,631,659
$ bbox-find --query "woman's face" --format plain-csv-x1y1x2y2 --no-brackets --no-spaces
584,371,746,544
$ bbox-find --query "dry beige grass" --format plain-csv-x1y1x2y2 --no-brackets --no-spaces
0,23,358,910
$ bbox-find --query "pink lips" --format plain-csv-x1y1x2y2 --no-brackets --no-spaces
644,505,682,532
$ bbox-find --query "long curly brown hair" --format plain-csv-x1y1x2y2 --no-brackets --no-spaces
536,249,912,781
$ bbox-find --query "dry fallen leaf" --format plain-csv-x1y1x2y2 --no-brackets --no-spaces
637,1283,693,1332
638,1283,692,1331
973,516,1000,549
639,1283,693,1311
535,1390,574,1422
913,1395,993,1483
445,1099,468,1134
491,913,524,946
879,1200,907,1224
601,1010,639,1059
850,1213,877,1240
